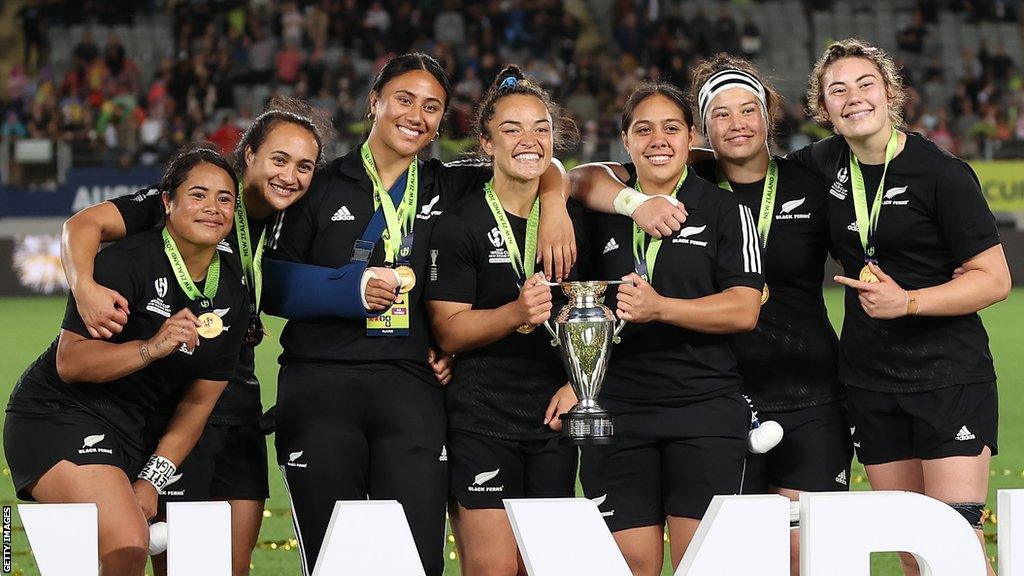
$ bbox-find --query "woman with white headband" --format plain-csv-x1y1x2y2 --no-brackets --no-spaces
691,54,851,576
571,81,764,575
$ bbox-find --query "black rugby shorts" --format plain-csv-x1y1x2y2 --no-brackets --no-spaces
846,381,998,465
448,429,577,509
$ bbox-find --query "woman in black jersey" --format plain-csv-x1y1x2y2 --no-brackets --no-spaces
571,82,764,575
59,97,333,576
687,54,851,574
4,146,249,576
260,53,575,576
426,66,582,576
792,38,1011,576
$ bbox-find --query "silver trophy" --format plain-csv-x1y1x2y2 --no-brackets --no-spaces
540,281,627,445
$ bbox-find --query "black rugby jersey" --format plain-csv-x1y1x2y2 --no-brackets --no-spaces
264,146,492,378
586,166,764,406
692,158,842,412
788,133,999,392
112,188,262,425
426,194,586,440
7,229,249,458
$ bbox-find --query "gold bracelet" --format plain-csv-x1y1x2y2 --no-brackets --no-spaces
906,290,920,316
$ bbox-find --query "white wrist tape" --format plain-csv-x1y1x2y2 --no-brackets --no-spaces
138,454,177,493
613,187,679,216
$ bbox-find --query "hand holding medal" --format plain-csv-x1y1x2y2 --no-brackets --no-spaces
833,261,911,319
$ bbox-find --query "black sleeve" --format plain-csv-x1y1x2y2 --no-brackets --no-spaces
785,139,834,182
567,199,590,281
436,159,493,204
61,245,138,338
109,186,165,234
715,199,766,291
934,159,1001,263
425,211,478,304
264,171,327,263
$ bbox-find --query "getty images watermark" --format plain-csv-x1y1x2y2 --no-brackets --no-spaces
3,505,11,573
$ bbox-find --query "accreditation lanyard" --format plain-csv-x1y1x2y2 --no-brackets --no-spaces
233,184,265,309
484,180,540,284
360,142,418,265
849,129,899,261
718,156,779,249
162,227,220,308
632,168,687,282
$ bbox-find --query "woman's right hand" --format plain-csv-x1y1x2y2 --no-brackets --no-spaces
515,273,553,328
364,267,400,311
75,279,130,339
632,196,688,238
145,309,202,359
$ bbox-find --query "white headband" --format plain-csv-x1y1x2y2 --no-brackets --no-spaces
697,69,769,137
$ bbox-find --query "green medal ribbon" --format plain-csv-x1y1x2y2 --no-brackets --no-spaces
162,227,220,306
849,129,900,259
632,168,687,282
360,141,418,265
483,179,540,280
718,156,778,249
233,183,266,309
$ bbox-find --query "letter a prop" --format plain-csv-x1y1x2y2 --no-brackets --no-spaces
312,501,426,576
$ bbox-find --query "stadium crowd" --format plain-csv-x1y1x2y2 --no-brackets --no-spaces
3,0,1023,167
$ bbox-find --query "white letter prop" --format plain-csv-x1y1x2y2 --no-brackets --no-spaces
18,503,98,576
505,498,632,576
1000,489,1024,576
312,501,426,576
167,502,231,576
801,491,987,576
675,494,790,576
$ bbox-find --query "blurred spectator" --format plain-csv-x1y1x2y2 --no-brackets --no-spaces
3,0,1023,169
740,15,763,60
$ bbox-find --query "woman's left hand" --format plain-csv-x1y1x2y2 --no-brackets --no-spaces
427,347,454,386
132,479,159,520
536,205,576,283
833,261,909,319
544,383,578,432
616,272,663,323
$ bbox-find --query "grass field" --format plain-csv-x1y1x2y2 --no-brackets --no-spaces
1,288,1022,575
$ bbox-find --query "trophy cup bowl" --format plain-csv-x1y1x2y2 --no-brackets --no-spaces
551,280,624,445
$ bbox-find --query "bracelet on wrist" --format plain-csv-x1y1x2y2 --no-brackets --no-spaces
138,454,177,493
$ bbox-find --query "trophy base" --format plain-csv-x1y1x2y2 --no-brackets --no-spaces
559,412,614,445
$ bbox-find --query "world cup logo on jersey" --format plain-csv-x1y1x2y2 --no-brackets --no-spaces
155,278,168,298
548,281,627,445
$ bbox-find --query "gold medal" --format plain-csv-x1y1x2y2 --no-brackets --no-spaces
859,265,880,284
516,324,536,334
196,312,224,338
395,265,416,294
760,284,770,306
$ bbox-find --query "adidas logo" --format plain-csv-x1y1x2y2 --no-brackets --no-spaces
835,470,848,486
847,221,859,233
603,237,619,254
955,425,976,441
331,206,355,221
439,445,448,462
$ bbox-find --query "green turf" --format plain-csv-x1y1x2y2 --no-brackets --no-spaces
1,288,1021,575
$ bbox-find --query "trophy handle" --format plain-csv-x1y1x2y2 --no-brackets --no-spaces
613,319,627,344
543,319,559,347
